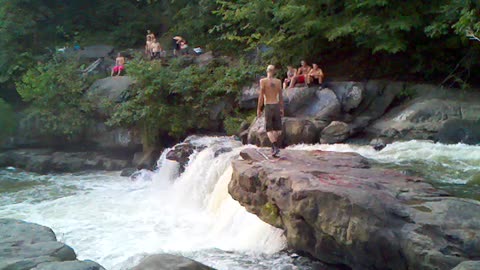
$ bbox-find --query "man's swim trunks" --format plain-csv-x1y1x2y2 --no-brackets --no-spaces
265,104,282,131
113,65,125,73
297,75,305,83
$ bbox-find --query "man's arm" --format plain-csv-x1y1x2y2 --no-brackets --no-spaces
278,81,284,116
257,80,265,117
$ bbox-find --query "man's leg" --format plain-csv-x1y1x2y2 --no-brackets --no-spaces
111,68,115,77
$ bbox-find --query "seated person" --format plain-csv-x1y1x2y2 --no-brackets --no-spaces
179,40,189,55
283,66,296,89
151,39,163,60
307,63,324,85
111,53,125,77
289,60,311,88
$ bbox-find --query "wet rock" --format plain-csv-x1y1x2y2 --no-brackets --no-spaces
166,143,196,173
77,45,114,60
32,261,105,270
320,121,350,144
437,119,480,145
0,219,104,270
84,123,141,152
132,254,214,270
121,167,138,177
230,148,480,270
452,261,480,270
283,118,318,145
239,83,260,109
133,149,162,170
370,137,391,151
0,149,131,174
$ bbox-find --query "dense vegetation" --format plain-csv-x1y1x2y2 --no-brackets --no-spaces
1,0,479,146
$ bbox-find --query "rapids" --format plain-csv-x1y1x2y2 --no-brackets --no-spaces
0,137,479,269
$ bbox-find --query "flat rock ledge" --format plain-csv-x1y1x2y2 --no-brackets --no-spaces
229,148,480,270
0,219,104,270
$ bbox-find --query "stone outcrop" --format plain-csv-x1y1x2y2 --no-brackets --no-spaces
0,219,104,270
229,148,480,270
0,149,130,173
86,76,135,117
320,121,350,144
132,254,214,270
368,87,480,143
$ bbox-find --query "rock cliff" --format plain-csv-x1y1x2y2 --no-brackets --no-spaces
229,148,480,270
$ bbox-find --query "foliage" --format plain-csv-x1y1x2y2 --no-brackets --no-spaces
16,57,93,138
107,56,262,142
0,98,16,143
223,111,256,136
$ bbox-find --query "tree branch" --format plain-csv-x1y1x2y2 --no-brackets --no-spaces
466,29,480,42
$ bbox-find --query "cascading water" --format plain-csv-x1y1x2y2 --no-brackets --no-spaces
0,137,292,270
1,137,479,269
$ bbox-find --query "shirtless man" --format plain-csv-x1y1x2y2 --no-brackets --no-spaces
151,39,163,60
289,60,311,88
257,65,284,157
283,65,296,89
145,30,155,56
307,63,324,85
111,53,125,77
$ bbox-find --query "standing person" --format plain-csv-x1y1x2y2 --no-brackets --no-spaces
111,53,125,77
289,60,311,88
151,39,163,60
145,30,155,56
257,65,284,157
172,36,183,57
307,63,324,86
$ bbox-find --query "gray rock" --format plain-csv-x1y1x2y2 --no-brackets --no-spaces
77,45,114,60
132,254,214,270
437,119,480,145
283,87,319,116
247,116,273,147
194,51,214,67
0,149,131,173
239,83,259,109
296,89,341,120
32,261,105,270
452,261,480,270
166,143,196,173
121,167,137,177
230,148,480,270
328,81,364,112
283,118,318,145
84,123,141,152
86,76,134,117
0,219,77,270
369,137,391,151
320,121,350,144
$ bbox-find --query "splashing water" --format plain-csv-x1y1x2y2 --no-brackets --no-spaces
1,137,479,269
0,137,290,270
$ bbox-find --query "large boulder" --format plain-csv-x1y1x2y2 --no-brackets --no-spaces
239,83,259,109
84,123,141,152
320,121,350,144
368,91,480,142
327,81,364,112
452,261,480,270
132,254,214,270
0,219,103,270
86,76,134,117
296,89,341,120
437,119,480,144
230,148,480,270
283,87,319,116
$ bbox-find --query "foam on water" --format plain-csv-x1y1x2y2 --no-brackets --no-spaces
0,137,287,269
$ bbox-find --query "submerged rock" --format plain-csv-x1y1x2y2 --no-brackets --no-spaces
0,219,104,270
132,254,214,270
229,148,480,270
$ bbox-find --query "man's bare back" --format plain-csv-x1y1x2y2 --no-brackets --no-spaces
260,77,282,105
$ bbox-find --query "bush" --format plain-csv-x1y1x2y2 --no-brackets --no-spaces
0,98,16,144
16,58,94,139
107,56,262,143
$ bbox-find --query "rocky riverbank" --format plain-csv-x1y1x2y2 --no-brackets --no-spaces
229,148,480,270
0,219,104,270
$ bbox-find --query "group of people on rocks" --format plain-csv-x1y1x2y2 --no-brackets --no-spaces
256,61,325,157
145,30,166,60
283,60,324,89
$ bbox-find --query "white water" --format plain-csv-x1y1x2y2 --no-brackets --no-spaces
0,137,290,270
1,138,479,269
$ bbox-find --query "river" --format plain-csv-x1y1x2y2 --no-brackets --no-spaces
0,137,479,269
